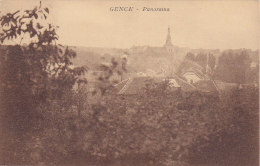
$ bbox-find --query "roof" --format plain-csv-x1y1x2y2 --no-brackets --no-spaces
115,76,159,95
114,74,201,95
177,59,204,75
114,75,196,95
182,69,205,79
214,80,239,91
168,78,180,88
173,75,197,92
113,79,129,92
195,80,218,93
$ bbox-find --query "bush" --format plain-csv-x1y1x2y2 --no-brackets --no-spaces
26,82,258,166
0,3,86,164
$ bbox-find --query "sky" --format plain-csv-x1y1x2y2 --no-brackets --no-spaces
0,0,259,50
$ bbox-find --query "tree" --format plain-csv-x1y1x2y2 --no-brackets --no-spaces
214,50,251,83
195,52,207,68
185,52,195,61
0,2,86,163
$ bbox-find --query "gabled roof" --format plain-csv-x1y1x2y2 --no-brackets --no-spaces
182,69,205,79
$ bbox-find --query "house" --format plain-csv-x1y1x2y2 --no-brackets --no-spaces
182,71,203,84
181,67,207,84
168,78,180,88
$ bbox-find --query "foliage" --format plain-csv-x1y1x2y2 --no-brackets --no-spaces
185,52,196,61
24,81,258,166
183,50,254,84
214,50,251,83
94,57,127,96
185,52,216,72
0,2,86,164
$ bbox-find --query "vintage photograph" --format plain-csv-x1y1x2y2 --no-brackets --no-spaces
0,0,259,165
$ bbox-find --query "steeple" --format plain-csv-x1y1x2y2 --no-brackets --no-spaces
164,26,173,47
164,26,173,53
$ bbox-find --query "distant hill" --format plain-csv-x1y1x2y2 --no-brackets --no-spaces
71,46,259,78
71,45,190,76
70,45,198,70
0,45,257,73
71,46,128,69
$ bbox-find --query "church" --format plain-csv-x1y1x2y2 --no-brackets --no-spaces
130,26,174,56
128,26,179,77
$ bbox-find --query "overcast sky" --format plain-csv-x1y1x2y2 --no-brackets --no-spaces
0,0,259,50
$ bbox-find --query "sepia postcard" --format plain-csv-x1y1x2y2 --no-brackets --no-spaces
0,0,259,165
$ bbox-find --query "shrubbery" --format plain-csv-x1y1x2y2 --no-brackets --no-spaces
20,83,258,166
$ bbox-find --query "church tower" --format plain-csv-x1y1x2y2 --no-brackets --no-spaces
164,26,174,53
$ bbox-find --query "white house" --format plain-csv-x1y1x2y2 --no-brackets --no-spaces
168,78,181,88
182,71,204,84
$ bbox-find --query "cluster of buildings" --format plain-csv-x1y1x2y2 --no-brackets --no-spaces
81,27,257,96
114,27,220,95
